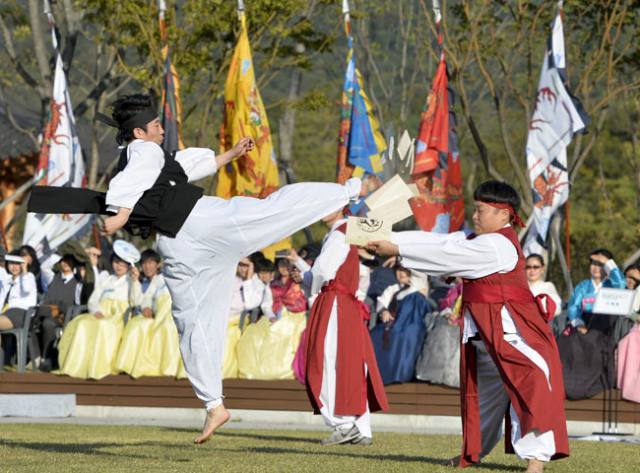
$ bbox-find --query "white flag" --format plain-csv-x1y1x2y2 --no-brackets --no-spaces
524,8,590,255
23,27,91,256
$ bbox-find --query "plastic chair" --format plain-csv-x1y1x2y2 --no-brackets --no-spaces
54,304,88,350
0,306,38,373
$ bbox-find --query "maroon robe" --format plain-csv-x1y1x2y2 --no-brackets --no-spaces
305,224,388,416
459,226,569,467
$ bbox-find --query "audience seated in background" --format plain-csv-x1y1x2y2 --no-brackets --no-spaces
261,259,307,321
222,253,268,378
370,267,429,385
31,252,84,372
239,257,276,312
415,279,462,388
20,245,47,295
237,255,306,380
115,249,185,378
568,248,625,334
0,251,38,361
558,248,624,400
624,264,640,312
617,314,640,403
364,256,398,308
525,253,562,318
57,251,142,380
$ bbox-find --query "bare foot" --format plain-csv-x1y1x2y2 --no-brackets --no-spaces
193,404,230,444
526,459,544,473
359,175,382,198
441,455,460,467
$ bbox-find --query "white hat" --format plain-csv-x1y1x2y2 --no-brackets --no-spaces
113,240,141,266
5,255,26,263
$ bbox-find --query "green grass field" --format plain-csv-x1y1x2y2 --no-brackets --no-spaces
1,424,638,472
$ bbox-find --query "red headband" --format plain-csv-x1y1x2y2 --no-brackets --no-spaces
479,201,525,228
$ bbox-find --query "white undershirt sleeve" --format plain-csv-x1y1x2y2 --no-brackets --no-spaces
394,230,518,278
174,148,218,182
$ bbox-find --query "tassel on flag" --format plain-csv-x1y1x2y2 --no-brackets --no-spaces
336,0,386,188
158,0,185,152
216,7,290,260
23,4,91,256
523,4,591,255
409,3,464,234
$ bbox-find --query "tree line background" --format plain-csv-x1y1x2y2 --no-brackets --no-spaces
1,0,639,295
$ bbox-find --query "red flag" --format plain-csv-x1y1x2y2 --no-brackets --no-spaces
409,28,464,233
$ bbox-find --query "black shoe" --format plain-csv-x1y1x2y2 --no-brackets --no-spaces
39,359,53,373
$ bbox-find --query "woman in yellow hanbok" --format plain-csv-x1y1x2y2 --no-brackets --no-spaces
237,258,307,379
57,253,142,379
114,249,185,378
221,257,268,378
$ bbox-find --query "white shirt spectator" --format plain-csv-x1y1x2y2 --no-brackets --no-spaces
0,273,38,311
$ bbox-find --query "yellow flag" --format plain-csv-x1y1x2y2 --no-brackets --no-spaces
217,14,291,260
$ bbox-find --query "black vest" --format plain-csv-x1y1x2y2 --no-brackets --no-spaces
28,145,203,239
110,146,203,239
43,273,78,316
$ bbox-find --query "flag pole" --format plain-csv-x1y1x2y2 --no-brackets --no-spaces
342,0,350,37
432,0,442,25
158,0,167,43
565,200,570,266
43,0,54,26
0,213,8,249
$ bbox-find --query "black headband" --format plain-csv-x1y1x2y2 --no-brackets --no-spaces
96,106,159,130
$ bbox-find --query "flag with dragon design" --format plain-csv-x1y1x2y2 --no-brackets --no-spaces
409,19,464,234
216,12,290,259
523,6,591,255
23,23,90,255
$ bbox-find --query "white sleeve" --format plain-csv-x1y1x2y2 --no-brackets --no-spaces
0,281,7,305
293,258,311,273
242,277,264,309
395,232,518,279
392,230,469,246
88,278,107,314
105,143,164,212
261,287,276,319
74,282,82,306
130,279,144,307
376,284,399,312
175,148,218,182
633,287,640,313
40,254,61,286
308,231,350,297
19,273,37,297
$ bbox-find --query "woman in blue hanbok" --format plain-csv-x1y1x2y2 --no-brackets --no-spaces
559,249,625,399
370,267,429,385
567,249,625,334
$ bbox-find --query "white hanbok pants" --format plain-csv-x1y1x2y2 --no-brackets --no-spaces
157,180,359,410
474,334,556,462
319,298,372,438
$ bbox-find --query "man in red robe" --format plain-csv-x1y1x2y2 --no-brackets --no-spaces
366,181,569,473
288,209,388,445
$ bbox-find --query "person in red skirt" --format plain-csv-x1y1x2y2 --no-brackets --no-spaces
288,209,388,446
366,181,569,473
